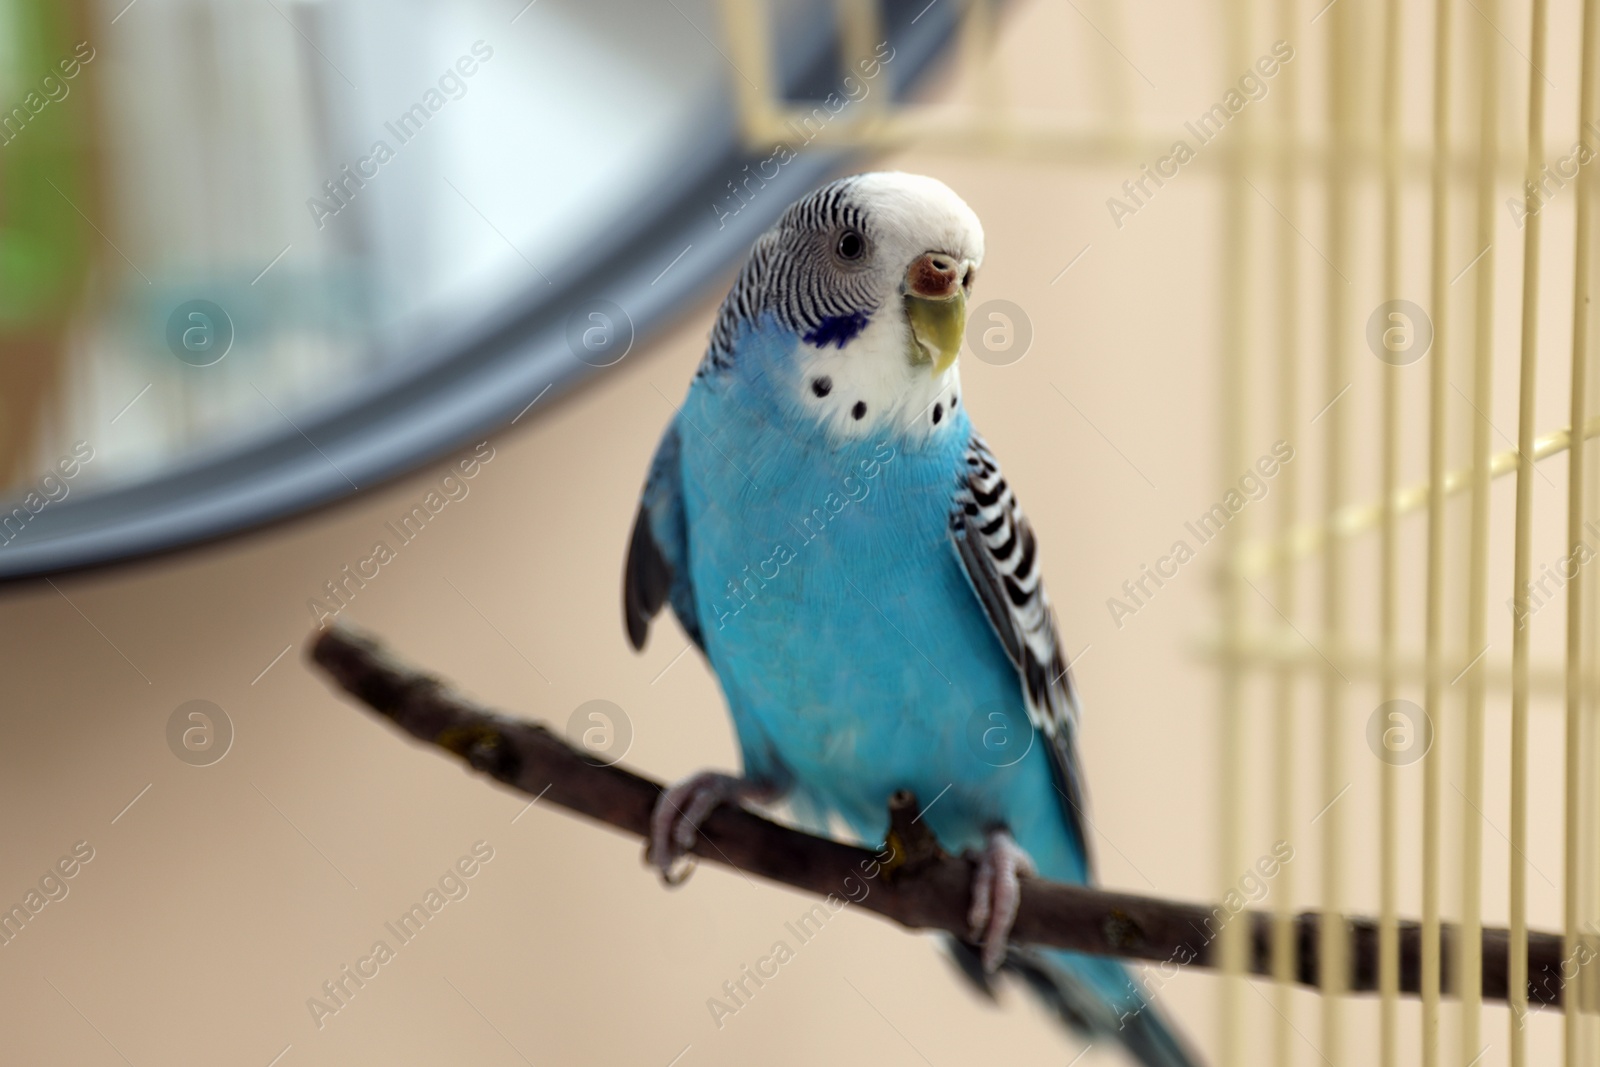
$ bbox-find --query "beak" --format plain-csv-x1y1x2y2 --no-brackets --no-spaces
903,252,968,375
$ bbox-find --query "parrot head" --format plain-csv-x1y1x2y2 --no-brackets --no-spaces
711,172,985,439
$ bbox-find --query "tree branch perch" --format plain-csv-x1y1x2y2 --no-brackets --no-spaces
308,623,1575,1010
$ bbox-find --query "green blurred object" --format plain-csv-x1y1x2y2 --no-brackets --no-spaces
0,0,95,484
0,0,95,327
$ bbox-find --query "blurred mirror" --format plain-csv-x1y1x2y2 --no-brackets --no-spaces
0,0,959,580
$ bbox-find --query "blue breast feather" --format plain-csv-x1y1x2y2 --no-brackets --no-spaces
670,315,1088,889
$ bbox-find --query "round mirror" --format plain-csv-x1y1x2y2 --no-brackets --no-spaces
0,0,959,581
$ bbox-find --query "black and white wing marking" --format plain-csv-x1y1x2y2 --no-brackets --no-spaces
949,434,1093,870
624,421,704,652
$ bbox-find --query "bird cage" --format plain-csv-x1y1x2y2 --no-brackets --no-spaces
715,1,1600,1064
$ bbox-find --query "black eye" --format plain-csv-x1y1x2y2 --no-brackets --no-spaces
836,229,865,261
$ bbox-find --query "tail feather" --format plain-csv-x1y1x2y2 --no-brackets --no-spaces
941,936,1000,1002
1112,1008,1205,1067
943,938,1205,1067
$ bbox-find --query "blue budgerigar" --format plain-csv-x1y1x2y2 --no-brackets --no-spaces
624,172,1201,1067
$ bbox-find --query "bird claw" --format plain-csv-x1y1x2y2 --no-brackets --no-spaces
967,828,1035,973
647,771,773,885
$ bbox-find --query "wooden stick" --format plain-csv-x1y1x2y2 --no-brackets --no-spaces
308,622,1574,1009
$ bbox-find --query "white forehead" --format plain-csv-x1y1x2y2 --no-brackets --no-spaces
850,172,985,265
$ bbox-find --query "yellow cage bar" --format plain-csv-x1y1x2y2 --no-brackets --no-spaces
715,1,1600,1063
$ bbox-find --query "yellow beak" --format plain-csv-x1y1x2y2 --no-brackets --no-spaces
904,289,966,375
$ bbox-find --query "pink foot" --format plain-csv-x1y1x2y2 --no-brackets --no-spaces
968,828,1036,973
647,771,778,885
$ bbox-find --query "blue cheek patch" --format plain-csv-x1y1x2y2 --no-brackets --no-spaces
802,310,871,348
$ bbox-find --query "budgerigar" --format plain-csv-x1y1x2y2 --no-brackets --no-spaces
624,172,1201,1067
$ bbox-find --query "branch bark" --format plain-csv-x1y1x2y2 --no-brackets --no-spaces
309,623,1574,1010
